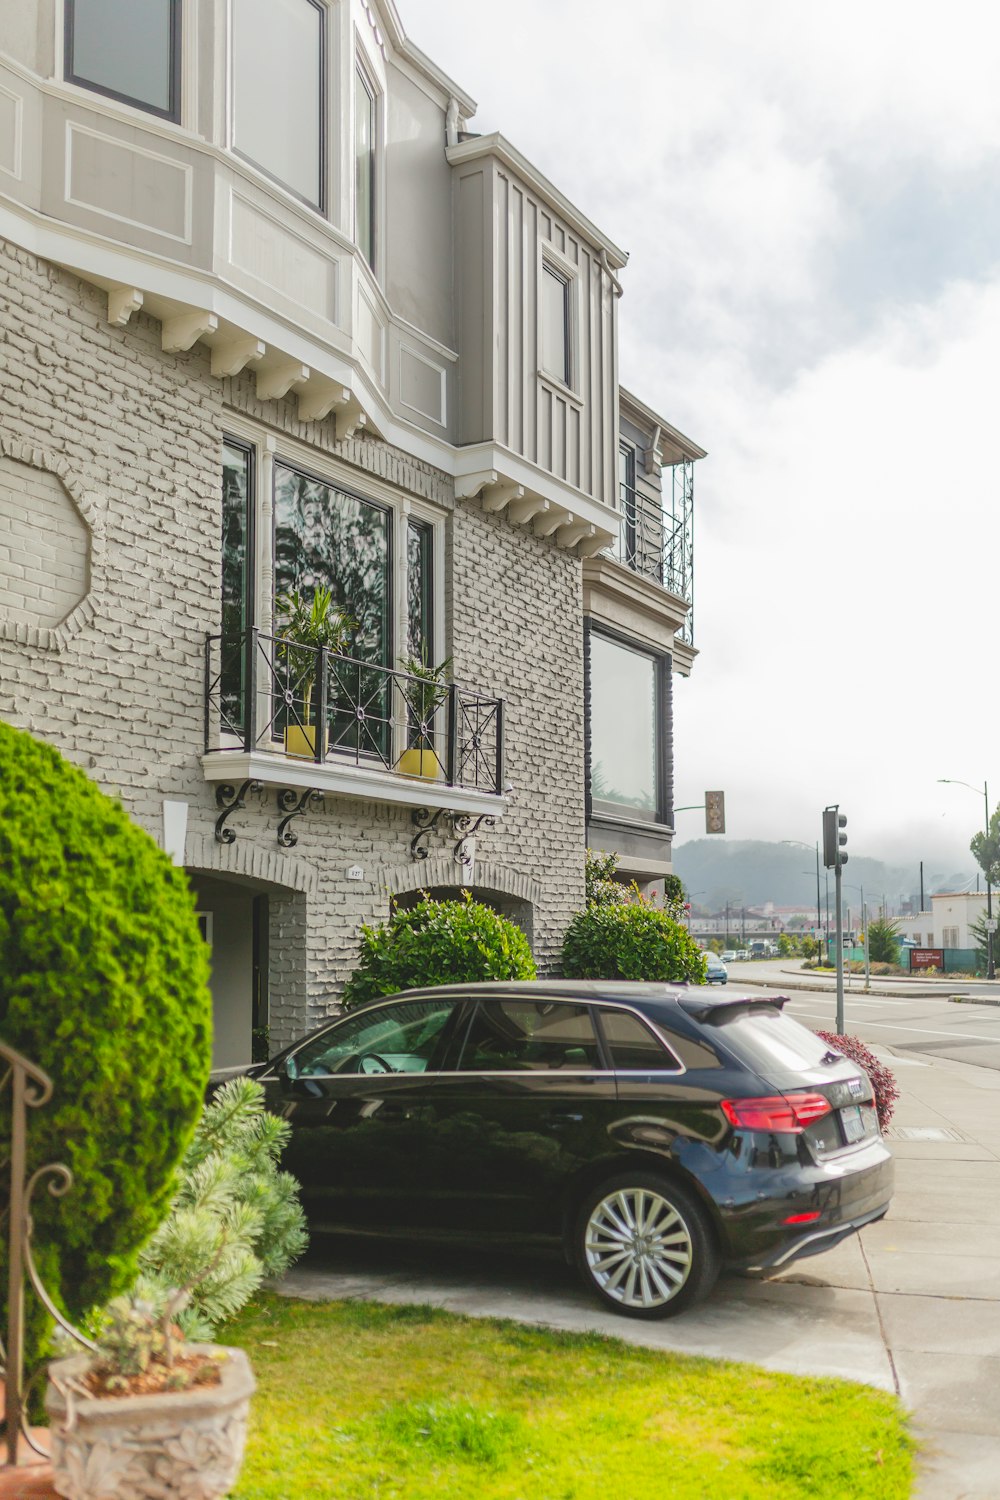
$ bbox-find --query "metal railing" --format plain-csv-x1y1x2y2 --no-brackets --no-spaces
0,1041,95,1468
204,629,506,797
612,459,695,644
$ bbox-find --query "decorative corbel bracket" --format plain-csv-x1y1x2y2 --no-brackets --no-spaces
162,310,218,354
256,360,311,403
276,787,323,848
214,780,263,845
410,806,449,861
107,286,143,326
297,381,352,424
481,482,524,515
211,336,266,379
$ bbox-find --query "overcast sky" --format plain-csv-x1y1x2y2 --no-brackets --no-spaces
405,0,997,878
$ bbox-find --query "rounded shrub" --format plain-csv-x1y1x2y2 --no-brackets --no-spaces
342,893,536,1008
562,902,707,984
0,722,212,1352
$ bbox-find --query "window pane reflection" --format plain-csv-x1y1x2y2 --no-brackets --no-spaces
68,0,177,116
233,0,323,208
589,633,658,817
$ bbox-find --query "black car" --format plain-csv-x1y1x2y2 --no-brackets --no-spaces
236,981,893,1319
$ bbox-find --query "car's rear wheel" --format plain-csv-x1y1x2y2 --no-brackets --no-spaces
574,1173,719,1319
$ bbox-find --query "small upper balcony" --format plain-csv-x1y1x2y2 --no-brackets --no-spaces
202,629,508,821
610,458,696,645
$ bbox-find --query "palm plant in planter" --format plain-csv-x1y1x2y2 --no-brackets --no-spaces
397,651,452,780
275,587,355,760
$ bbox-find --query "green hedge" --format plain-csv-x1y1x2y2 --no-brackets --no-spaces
342,893,536,1007
0,722,212,1357
561,902,707,984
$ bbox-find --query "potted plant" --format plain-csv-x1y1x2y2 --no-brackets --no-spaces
275,586,355,759
45,1290,255,1500
397,652,452,780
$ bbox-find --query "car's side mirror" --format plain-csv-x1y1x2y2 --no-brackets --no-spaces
284,1054,299,1081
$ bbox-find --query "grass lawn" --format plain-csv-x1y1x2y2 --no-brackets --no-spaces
226,1294,914,1500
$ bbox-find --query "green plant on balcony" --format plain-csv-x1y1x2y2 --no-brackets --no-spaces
397,650,452,780
275,587,355,758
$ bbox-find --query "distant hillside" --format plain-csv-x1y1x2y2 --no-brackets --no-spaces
672,839,975,914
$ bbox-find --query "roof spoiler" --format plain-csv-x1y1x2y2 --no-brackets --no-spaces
678,993,790,1024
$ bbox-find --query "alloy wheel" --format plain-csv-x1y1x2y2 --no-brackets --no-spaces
584,1186,694,1309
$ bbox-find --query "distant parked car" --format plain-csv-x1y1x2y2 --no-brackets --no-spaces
737,949,752,962
704,953,728,985
217,981,893,1321
721,950,738,963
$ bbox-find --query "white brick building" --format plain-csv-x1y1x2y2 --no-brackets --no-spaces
0,0,704,1064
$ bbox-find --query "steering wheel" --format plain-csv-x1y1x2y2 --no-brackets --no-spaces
359,1053,393,1075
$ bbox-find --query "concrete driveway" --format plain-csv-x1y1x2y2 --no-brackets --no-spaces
277,1041,1000,1500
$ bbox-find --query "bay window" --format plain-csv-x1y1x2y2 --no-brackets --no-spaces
355,65,377,270
232,0,325,210
65,0,180,120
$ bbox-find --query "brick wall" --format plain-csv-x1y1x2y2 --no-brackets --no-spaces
0,239,586,1051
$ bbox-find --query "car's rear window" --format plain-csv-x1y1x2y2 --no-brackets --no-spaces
711,1007,838,1075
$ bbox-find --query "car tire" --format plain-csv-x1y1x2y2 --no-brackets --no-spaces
574,1172,719,1320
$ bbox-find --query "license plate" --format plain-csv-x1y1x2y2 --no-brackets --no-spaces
841,1104,869,1143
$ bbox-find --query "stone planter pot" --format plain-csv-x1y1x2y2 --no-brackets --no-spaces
45,1345,255,1500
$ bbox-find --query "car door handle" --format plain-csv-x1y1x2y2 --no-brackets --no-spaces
550,1113,585,1126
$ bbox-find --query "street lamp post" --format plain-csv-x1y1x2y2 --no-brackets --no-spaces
781,840,822,952
938,779,995,980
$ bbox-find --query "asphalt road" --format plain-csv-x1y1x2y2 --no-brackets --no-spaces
724,961,1000,1072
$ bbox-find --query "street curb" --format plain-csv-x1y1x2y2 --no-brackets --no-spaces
949,994,1000,1007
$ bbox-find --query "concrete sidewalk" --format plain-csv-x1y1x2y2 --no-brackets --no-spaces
277,1044,1000,1500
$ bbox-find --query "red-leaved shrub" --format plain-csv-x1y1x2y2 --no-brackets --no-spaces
816,1030,899,1131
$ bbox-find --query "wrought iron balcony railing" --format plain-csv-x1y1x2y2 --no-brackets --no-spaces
204,629,506,797
611,459,694,644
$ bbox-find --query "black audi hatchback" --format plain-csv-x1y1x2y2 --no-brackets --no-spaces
244,981,893,1319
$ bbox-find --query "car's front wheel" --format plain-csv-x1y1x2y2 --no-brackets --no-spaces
574,1173,719,1319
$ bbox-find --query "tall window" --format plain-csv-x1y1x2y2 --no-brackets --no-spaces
232,0,324,210
221,439,253,729
355,66,377,270
273,463,390,667
540,263,571,385
406,519,433,662
587,630,667,822
65,0,180,120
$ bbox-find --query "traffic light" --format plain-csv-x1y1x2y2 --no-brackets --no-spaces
705,791,726,834
822,805,848,868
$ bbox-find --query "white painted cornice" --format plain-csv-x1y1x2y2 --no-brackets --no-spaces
446,135,629,270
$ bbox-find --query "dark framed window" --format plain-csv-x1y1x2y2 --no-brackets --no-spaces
65,0,181,120
540,263,571,385
221,438,254,731
273,461,392,759
406,519,433,662
355,65,377,270
273,462,390,666
232,0,325,211
616,442,636,567
455,1001,603,1073
585,624,670,824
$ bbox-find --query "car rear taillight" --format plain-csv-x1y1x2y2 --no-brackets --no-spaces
721,1093,833,1133
783,1211,822,1225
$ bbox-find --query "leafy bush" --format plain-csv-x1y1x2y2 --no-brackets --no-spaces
562,903,707,984
815,1031,899,1131
0,721,211,1364
342,893,536,1008
137,1076,308,1338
